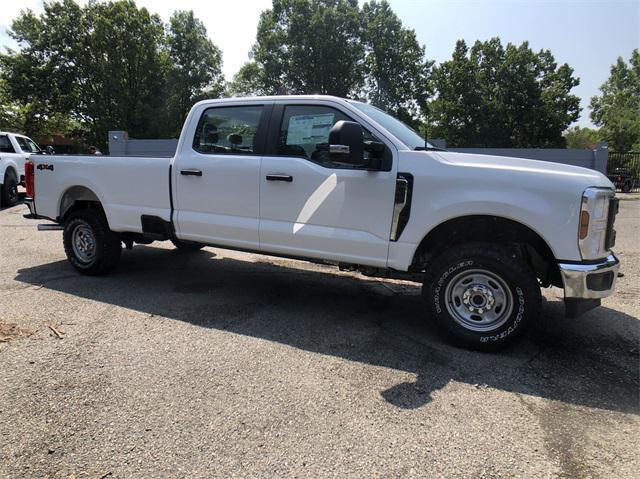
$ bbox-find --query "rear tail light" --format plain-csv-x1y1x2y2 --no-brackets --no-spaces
25,160,35,198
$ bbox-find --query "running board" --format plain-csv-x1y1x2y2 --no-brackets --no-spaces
37,224,63,231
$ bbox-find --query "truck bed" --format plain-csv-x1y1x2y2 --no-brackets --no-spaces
33,155,172,232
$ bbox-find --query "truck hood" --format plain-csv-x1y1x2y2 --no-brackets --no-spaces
432,151,613,188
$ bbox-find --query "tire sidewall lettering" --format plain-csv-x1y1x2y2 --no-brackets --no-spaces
433,260,473,314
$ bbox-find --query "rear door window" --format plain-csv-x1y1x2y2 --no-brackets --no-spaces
193,105,264,155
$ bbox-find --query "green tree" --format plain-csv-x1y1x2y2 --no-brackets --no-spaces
0,79,25,132
1,1,225,148
563,126,602,149
361,0,431,126
165,10,224,136
590,49,640,151
429,38,581,147
0,78,79,140
227,62,270,97
250,0,364,96
1,0,167,149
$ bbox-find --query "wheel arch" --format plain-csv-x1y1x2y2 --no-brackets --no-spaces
58,185,104,222
2,163,18,182
410,215,562,287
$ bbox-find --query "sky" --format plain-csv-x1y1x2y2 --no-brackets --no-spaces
1,0,638,127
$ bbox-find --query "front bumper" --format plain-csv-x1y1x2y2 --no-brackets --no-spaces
558,254,620,317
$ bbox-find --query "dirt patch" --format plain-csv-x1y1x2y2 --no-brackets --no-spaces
0,318,31,343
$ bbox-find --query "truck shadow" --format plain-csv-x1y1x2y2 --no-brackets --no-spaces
14,245,640,413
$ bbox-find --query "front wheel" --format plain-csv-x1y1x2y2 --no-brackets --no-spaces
63,209,122,275
422,242,541,350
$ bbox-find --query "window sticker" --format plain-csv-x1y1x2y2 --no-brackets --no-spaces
286,113,334,145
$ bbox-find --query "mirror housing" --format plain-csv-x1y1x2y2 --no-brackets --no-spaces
328,120,365,167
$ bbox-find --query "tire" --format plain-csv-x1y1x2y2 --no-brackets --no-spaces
621,181,632,193
63,209,122,275
1,171,19,207
171,238,205,251
422,242,541,351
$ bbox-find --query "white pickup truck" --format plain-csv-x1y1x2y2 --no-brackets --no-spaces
22,95,620,349
0,131,43,207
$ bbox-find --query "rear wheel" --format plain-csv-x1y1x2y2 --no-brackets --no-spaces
63,209,122,275
171,238,205,252
1,171,19,207
422,242,541,350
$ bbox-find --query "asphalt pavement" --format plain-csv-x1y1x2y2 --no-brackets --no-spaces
0,197,638,478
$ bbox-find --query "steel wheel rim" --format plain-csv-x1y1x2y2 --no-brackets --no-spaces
444,268,514,332
71,224,97,264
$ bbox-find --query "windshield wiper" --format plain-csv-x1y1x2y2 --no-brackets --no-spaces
414,145,446,151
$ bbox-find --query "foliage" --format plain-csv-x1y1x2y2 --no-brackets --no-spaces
1,0,587,150
429,38,581,148
227,62,270,97
361,1,431,126
0,79,79,140
590,49,640,152
238,0,431,126
563,126,602,149
250,0,364,96
1,1,223,149
165,10,224,136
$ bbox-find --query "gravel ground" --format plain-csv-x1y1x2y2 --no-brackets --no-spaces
0,197,638,478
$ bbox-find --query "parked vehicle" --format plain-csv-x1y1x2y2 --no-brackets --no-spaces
0,132,44,207
607,167,638,193
21,96,620,350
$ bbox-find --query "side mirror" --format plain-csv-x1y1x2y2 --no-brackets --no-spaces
328,120,365,167
46,145,55,155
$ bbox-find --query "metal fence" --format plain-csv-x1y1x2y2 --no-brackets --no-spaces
607,152,640,193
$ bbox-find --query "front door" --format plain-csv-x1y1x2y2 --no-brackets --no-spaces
174,103,269,249
259,104,397,267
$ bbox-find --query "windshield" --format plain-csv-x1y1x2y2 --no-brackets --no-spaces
350,101,434,150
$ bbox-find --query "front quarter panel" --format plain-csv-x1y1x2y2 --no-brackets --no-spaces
388,151,606,270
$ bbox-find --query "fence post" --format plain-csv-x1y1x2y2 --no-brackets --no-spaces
593,141,608,174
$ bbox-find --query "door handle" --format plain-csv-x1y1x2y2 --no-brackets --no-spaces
180,169,202,177
266,174,293,182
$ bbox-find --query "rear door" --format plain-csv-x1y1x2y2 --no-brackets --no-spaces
174,102,272,249
258,102,397,267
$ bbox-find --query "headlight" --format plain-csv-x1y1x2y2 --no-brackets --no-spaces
578,187,616,260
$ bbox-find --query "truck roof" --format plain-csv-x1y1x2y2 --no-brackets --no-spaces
0,131,29,138
193,94,357,107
